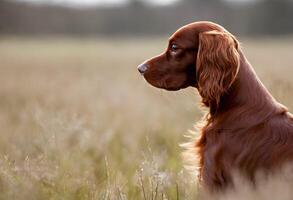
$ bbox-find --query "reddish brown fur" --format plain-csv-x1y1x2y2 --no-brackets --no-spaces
137,21,293,192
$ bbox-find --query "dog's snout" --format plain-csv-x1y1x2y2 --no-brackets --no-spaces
137,63,149,75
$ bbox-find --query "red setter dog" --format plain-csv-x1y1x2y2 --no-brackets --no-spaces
137,21,293,192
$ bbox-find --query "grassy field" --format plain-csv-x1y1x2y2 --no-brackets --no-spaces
0,36,292,199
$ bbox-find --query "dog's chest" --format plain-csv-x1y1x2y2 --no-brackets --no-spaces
200,126,293,189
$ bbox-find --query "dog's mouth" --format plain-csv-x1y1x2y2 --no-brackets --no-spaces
138,62,196,91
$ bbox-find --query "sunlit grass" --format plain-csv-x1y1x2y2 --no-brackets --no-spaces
0,36,292,199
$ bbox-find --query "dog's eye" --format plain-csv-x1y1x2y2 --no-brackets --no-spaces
171,44,178,52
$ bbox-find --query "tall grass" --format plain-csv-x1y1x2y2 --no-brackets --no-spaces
0,36,292,199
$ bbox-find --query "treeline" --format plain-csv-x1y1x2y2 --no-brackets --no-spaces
0,0,293,36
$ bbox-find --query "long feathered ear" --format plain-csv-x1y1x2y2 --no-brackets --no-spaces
196,30,240,107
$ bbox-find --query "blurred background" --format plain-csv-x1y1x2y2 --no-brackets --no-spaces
1,0,293,36
0,0,293,199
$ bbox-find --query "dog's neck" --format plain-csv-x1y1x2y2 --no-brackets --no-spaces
208,49,287,129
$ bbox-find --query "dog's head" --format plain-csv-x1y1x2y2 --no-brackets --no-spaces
138,21,240,106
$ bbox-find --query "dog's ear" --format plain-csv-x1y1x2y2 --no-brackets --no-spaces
196,30,240,107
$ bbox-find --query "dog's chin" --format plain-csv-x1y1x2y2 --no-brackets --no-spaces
163,87,181,91
144,78,187,91
155,85,181,91
164,83,190,91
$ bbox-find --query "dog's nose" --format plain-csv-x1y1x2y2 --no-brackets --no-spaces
137,63,148,75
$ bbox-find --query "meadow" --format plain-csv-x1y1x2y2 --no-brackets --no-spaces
0,36,292,199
